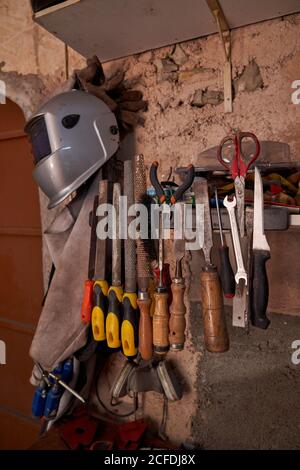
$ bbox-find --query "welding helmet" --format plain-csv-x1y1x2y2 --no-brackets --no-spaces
25,90,119,209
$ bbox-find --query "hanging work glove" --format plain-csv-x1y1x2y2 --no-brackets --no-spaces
74,55,147,135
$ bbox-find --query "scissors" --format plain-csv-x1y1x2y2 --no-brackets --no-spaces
217,131,260,237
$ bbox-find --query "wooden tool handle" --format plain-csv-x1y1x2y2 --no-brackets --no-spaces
153,291,170,355
169,282,186,351
200,268,229,353
137,297,153,361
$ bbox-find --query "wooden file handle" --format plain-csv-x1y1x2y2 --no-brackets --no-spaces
169,282,186,351
200,267,229,353
137,297,153,361
153,291,170,355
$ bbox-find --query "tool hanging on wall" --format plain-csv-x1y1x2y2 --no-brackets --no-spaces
250,167,271,329
168,163,195,351
215,188,235,298
92,180,110,341
194,178,229,353
223,196,248,286
218,131,260,328
150,162,195,356
32,359,85,422
106,183,123,348
122,160,139,357
169,235,186,351
135,154,154,361
217,131,260,236
81,195,99,324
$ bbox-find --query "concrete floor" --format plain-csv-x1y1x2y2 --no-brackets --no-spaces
190,303,300,449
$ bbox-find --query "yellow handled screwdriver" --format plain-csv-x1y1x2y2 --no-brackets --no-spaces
91,180,110,341
106,182,123,348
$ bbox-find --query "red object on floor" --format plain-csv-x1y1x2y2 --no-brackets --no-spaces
117,419,148,450
60,409,99,450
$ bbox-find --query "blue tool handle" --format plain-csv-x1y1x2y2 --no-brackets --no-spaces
32,385,48,418
61,357,74,384
49,362,64,385
44,385,63,420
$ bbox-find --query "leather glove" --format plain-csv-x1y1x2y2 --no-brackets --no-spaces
74,55,147,135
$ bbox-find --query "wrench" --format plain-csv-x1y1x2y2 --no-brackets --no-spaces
223,196,247,285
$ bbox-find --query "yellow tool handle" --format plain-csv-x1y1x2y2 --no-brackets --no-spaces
106,285,123,348
121,292,138,357
91,280,109,341
153,291,170,356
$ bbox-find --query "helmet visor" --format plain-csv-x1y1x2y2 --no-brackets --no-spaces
25,115,51,165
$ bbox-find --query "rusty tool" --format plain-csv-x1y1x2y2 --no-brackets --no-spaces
106,183,123,348
121,160,139,357
195,178,229,353
135,154,153,361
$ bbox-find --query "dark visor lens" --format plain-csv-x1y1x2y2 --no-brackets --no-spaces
25,115,51,164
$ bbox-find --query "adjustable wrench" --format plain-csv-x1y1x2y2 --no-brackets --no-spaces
223,196,247,285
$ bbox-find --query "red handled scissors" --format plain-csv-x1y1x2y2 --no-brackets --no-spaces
217,131,260,236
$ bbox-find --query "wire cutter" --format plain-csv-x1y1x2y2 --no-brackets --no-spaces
217,131,260,237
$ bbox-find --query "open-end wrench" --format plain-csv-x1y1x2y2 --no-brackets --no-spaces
223,196,247,285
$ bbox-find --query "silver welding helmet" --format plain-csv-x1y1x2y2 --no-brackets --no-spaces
25,90,119,209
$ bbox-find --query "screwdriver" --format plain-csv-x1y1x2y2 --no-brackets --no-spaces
92,180,110,341
121,160,138,357
153,227,170,357
81,195,98,324
106,183,123,349
215,188,235,299
169,209,188,352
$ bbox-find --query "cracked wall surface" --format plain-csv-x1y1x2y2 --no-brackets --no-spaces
1,0,300,447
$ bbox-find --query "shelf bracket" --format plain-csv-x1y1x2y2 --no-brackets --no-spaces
206,0,232,113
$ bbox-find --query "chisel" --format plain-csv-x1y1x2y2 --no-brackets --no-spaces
195,178,229,353
92,180,110,341
250,167,271,329
106,183,123,348
121,160,139,357
81,195,98,324
215,188,235,298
